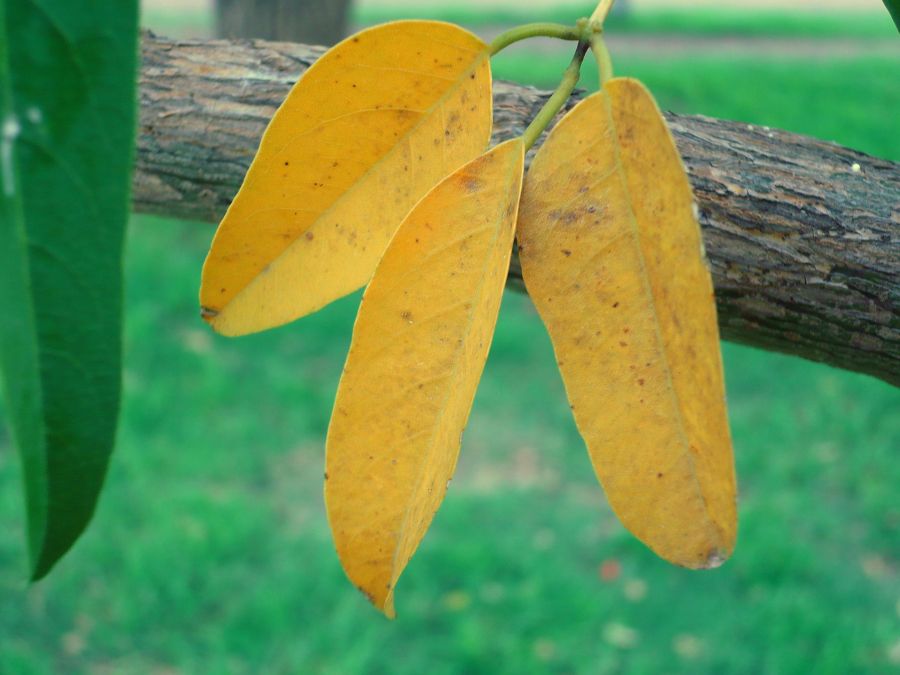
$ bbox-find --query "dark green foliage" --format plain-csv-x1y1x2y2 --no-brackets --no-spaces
883,0,900,30
0,0,139,579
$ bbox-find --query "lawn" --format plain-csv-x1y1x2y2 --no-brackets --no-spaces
141,4,899,41
492,54,900,161
1,8,898,675
356,4,896,39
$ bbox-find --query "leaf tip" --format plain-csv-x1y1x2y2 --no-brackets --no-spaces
28,562,52,584
382,593,397,620
28,544,63,583
199,305,242,336
355,582,397,619
200,305,219,321
698,546,731,570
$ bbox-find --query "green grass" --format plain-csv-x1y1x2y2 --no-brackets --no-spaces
355,5,897,39
492,53,900,160
141,4,899,40
141,7,212,37
2,15,899,675
2,220,898,674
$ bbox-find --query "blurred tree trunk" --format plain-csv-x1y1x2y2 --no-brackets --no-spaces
216,0,351,45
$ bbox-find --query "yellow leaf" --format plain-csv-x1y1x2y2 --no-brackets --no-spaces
517,79,737,569
325,139,525,616
199,21,493,336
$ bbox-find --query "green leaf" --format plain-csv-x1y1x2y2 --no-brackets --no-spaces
0,0,139,579
884,0,900,31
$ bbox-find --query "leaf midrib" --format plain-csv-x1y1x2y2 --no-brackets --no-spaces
599,87,723,545
220,48,490,313
387,143,522,602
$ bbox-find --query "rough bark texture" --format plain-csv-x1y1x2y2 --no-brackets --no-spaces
136,33,899,386
216,0,350,45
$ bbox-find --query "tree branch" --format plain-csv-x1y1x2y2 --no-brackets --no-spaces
135,32,899,386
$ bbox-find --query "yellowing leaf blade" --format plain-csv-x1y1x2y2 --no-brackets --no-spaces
200,20,492,335
517,80,736,569
325,139,525,616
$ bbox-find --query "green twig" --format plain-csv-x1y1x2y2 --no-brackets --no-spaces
589,0,617,26
489,22,582,55
521,41,590,150
591,33,614,85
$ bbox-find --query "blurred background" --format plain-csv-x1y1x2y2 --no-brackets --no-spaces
1,0,898,673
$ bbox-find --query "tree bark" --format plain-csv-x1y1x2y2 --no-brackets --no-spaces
135,33,899,386
216,0,350,45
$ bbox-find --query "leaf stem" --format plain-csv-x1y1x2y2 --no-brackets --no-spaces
591,33,614,85
489,22,582,56
521,41,589,151
589,0,617,26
